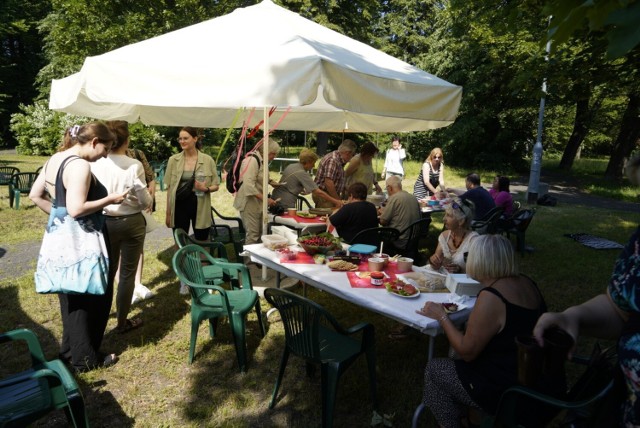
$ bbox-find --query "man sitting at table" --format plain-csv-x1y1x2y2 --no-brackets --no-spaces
270,149,343,211
328,182,379,243
446,173,495,220
379,175,421,249
312,139,356,208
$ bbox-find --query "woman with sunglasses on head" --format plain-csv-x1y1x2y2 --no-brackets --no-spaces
429,197,478,273
414,148,446,201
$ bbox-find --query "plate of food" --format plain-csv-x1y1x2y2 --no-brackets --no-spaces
327,260,359,271
442,302,467,313
384,280,420,298
296,211,318,219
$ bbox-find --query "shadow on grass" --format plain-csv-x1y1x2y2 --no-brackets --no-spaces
175,283,442,427
0,284,135,427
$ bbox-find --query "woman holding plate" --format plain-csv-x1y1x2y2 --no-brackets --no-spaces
418,234,548,427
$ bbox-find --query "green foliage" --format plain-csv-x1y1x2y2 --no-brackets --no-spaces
10,101,173,157
10,101,79,155
544,0,640,59
0,0,51,146
128,123,175,162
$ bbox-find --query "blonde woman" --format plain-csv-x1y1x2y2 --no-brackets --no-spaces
345,141,383,195
419,234,547,427
414,147,446,200
429,197,478,273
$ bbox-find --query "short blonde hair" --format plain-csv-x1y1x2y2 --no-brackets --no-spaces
444,197,475,229
299,148,319,165
466,235,518,281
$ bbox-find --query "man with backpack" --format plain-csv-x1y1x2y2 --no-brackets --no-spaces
232,140,281,245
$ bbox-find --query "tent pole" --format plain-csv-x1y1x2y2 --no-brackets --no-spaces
262,107,270,281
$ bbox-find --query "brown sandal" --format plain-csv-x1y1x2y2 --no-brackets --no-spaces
115,318,143,334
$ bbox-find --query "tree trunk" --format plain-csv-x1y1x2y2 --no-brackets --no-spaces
605,92,640,179
559,84,592,170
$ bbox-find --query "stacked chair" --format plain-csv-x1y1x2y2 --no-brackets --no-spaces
0,328,88,427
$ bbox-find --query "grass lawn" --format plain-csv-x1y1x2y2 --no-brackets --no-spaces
0,151,636,427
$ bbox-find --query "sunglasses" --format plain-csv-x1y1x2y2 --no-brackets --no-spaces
451,199,471,212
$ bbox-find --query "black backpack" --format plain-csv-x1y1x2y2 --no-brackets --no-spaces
226,151,261,194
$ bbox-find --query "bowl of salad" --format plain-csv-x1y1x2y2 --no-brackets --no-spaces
297,233,341,256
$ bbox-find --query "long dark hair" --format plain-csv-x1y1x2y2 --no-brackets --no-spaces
497,176,510,192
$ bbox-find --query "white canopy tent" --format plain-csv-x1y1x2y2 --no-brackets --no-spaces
49,0,462,266
49,0,461,132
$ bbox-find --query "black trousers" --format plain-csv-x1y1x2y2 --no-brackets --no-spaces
58,282,113,371
173,193,209,241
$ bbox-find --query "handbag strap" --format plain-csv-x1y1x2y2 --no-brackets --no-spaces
54,156,81,208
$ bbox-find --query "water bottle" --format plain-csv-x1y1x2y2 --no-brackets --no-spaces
194,171,205,197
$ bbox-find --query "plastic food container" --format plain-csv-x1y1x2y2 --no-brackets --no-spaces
368,257,385,272
370,272,385,286
261,234,289,250
396,257,414,273
287,208,297,216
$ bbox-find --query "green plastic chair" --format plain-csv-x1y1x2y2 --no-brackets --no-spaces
264,288,377,428
210,206,246,260
0,166,19,186
0,328,88,427
150,160,166,191
173,228,228,285
172,244,265,370
9,172,38,209
471,206,505,235
412,345,616,428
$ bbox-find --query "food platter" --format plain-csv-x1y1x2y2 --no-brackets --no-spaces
296,211,317,218
330,266,359,272
386,287,421,298
327,260,359,271
385,280,420,298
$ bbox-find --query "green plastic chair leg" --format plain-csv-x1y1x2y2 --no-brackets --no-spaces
255,301,266,337
231,313,248,372
189,321,200,364
366,343,378,410
14,191,19,209
321,363,341,428
270,349,290,408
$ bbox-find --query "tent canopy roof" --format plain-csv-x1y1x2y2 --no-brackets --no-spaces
49,0,461,132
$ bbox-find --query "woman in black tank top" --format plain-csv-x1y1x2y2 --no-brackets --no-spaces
417,235,548,427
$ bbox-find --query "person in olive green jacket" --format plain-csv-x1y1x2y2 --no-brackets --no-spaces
164,127,219,241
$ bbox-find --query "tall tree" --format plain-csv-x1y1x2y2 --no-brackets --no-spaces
605,91,640,179
0,0,50,146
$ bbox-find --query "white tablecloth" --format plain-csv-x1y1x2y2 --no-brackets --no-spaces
244,243,476,357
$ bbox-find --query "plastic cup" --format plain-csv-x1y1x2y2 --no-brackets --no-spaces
288,208,297,216
542,327,574,377
515,335,544,387
368,257,385,272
